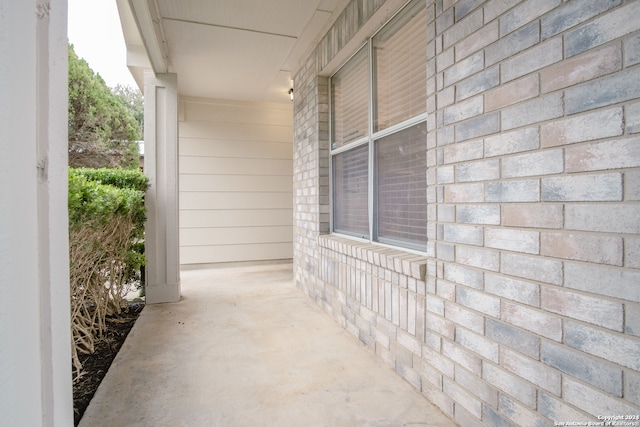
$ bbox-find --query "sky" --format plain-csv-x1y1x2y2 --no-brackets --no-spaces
67,0,138,89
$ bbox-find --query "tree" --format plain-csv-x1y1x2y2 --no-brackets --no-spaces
68,44,141,169
113,84,144,138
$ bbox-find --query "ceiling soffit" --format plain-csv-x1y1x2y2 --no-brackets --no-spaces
134,0,348,103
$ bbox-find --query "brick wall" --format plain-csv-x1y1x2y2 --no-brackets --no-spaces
293,0,640,425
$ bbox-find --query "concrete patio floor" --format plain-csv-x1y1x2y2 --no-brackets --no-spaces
79,262,455,427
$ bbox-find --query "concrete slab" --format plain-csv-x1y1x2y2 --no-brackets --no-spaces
79,262,455,427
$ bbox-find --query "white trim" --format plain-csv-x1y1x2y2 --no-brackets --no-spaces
368,39,375,243
330,136,369,155
144,71,181,303
0,0,73,424
130,0,168,73
372,112,428,141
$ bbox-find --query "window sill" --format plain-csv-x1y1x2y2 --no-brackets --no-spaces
318,234,427,280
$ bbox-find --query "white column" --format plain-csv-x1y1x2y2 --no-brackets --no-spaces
144,71,181,303
0,0,73,426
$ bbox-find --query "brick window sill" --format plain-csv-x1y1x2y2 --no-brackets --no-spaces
318,234,427,281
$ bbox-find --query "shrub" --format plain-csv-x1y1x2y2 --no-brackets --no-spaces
71,167,149,192
69,167,149,379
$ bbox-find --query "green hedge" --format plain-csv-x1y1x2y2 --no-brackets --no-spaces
69,167,150,374
71,167,149,192
69,167,149,299
69,167,148,237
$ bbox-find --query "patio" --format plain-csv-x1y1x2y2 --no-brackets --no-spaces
78,262,454,427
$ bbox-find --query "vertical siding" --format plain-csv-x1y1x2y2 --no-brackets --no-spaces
179,97,293,264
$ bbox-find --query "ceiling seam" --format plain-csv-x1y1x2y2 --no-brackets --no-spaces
163,17,298,40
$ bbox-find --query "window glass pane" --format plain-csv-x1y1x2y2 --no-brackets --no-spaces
331,47,369,149
373,0,427,131
375,122,427,249
333,145,369,238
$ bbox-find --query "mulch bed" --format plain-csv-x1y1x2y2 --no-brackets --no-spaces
73,302,144,426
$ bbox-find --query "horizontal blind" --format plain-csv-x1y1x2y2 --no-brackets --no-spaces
333,144,369,238
331,47,369,149
373,0,427,131
375,122,427,249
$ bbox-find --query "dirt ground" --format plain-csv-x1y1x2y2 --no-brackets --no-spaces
73,302,144,426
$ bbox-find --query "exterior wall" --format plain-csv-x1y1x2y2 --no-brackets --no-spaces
0,0,73,425
179,97,294,264
293,0,640,426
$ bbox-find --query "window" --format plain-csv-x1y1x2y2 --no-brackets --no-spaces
330,0,427,251
331,48,369,149
375,122,427,249
373,0,428,132
333,144,369,238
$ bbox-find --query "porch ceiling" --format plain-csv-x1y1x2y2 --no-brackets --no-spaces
117,0,349,103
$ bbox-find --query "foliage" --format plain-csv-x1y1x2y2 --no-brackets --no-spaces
112,84,144,138
68,44,141,169
70,167,150,193
69,168,149,380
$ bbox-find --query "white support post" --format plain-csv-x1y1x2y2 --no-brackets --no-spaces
144,71,181,303
0,0,73,425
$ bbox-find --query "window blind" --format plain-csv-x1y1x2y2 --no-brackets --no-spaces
373,0,427,131
375,122,427,249
331,47,369,149
333,144,369,238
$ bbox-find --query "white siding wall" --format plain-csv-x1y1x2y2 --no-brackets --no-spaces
179,97,293,264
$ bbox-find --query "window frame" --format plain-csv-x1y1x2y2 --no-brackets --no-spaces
328,0,428,254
